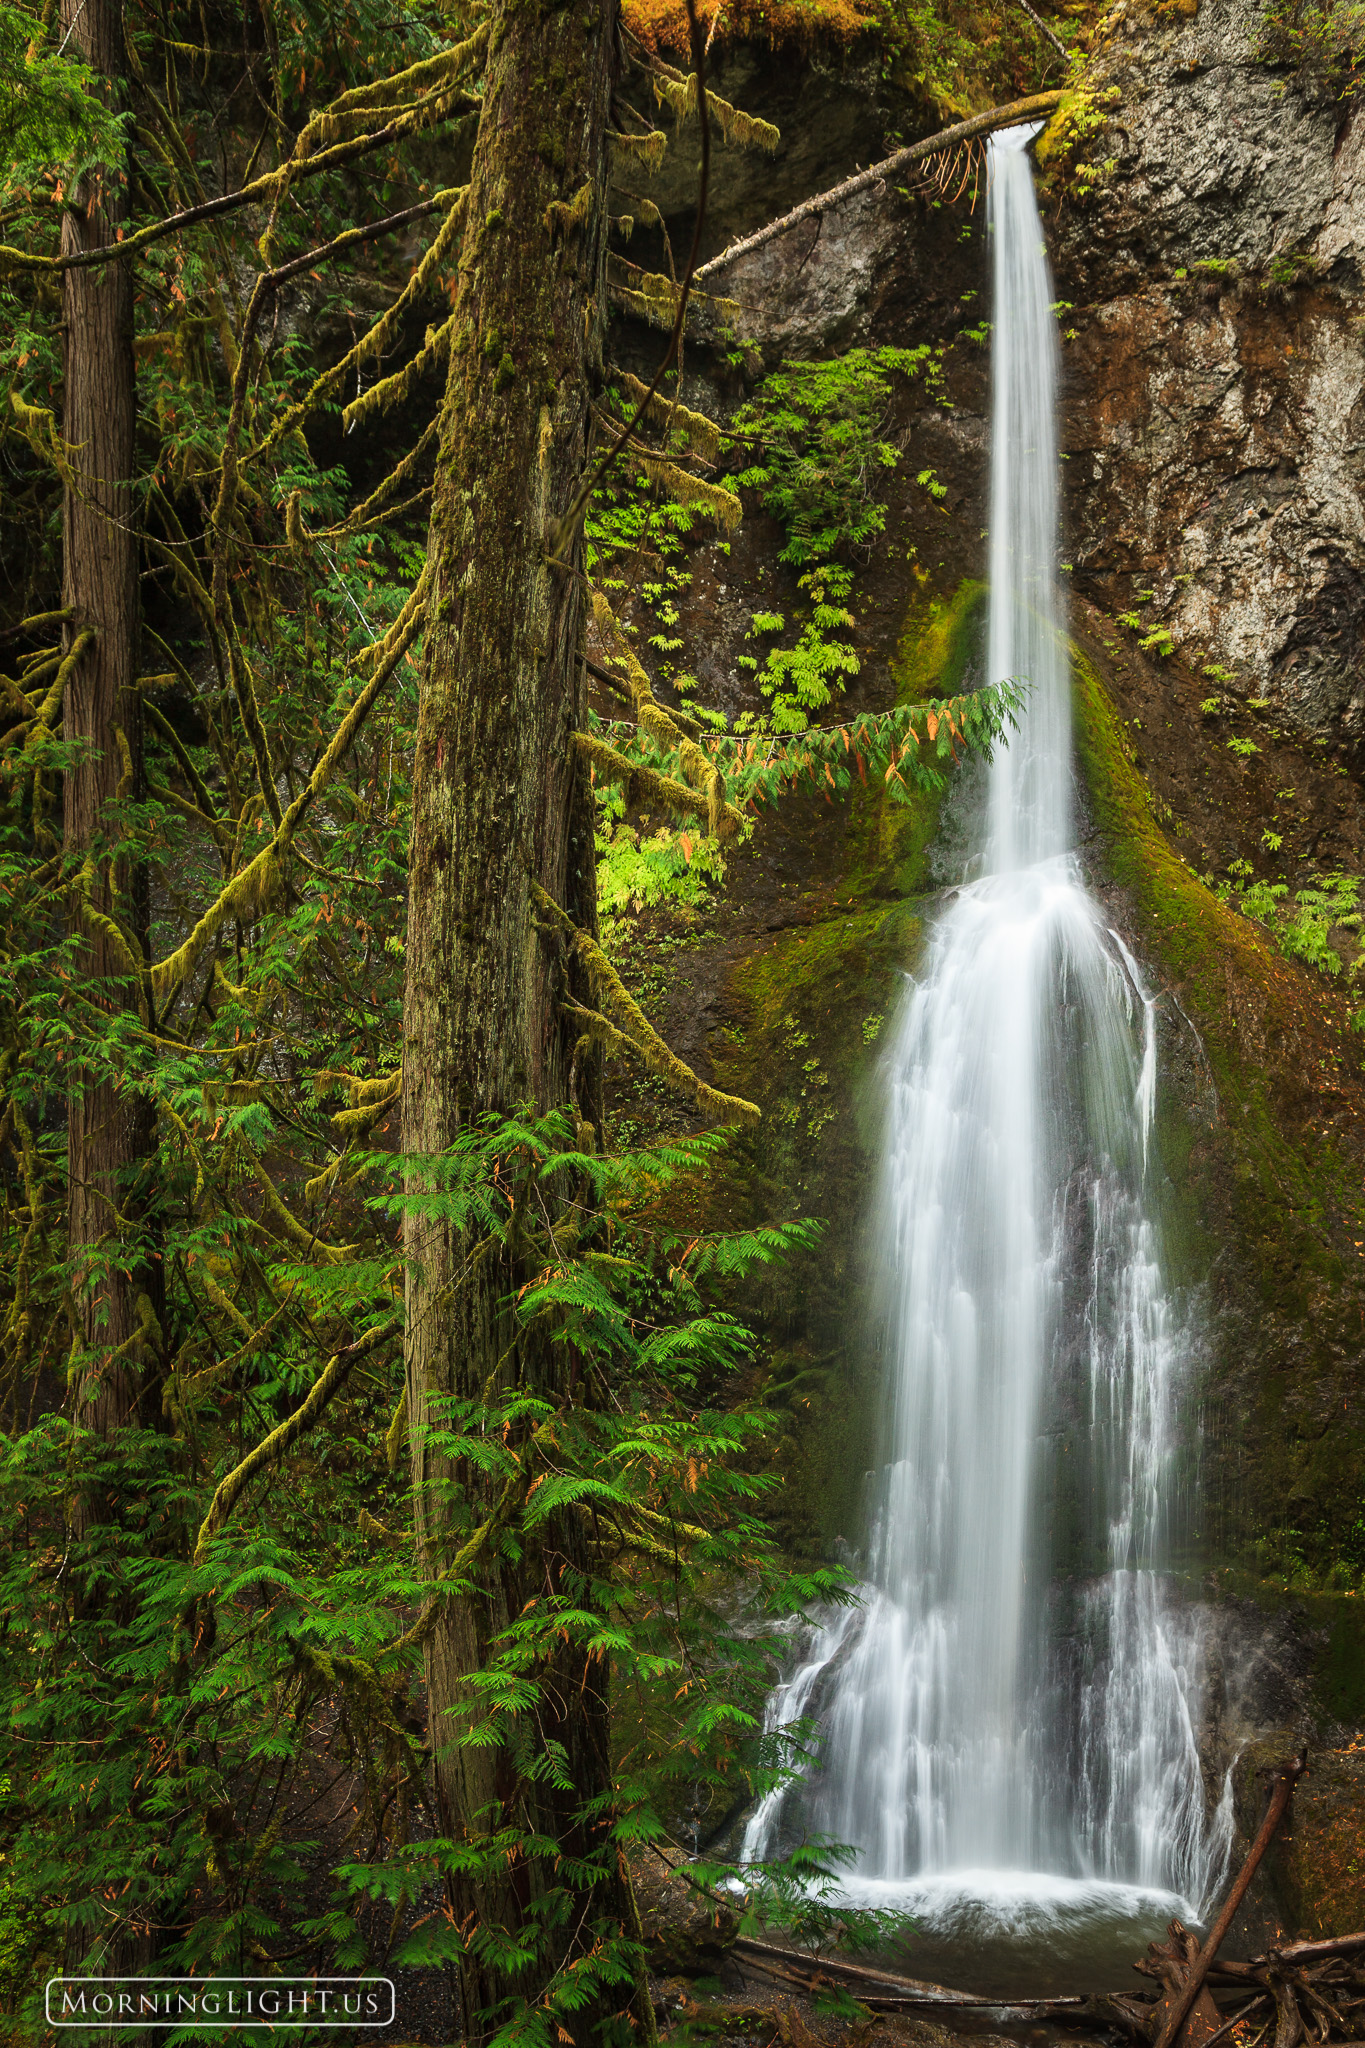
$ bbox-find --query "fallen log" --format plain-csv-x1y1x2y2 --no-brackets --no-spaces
1267,1935,1365,1968
732,1937,1162,2036
732,1936,978,2004
693,91,1066,283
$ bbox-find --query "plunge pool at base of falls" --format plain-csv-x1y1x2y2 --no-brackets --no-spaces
824,1871,1201,1997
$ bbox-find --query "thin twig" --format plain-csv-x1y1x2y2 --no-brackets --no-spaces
1012,0,1068,59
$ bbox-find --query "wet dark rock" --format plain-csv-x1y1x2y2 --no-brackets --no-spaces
1052,0,1365,744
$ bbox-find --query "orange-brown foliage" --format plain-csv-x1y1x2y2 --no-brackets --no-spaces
622,0,875,56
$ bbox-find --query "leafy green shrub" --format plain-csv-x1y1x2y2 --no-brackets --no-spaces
1217,865,1364,981
730,347,931,567
725,349,933,728
755,565,861,731
0,1113,866,2034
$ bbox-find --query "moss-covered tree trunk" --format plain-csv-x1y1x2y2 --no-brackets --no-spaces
400,0,640,2038
60,0,158,1452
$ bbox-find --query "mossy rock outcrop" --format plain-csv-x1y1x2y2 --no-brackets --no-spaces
1073,642,1365,1594
1275,1745,1365,1937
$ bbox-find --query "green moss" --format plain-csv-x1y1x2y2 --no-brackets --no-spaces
891,577,985,706
711,900,922,1551
695,580,1001,1553
1074,646,1365,1577
1073,646,1351,1306
825,577,988,907
1261,1735,1365,1938
1314,1594,1365,1722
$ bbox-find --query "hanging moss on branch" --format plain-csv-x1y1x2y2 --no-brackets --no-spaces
649,68,780,151
615,372,721,465
148,605,422,1007
532,882,760,1124
591,589,742,835
608,256,740,329
192,1316,402,1565
608,127,669,173
576,729,721,833
629,449,742,527
342,312,460,433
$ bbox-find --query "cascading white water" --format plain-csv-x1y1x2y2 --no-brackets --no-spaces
742,127,1230,1961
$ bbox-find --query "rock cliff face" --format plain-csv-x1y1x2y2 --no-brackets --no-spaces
697,0,1365,749
1055,0,1365,746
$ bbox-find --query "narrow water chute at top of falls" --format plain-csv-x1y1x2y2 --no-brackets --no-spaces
741,125,1234,1988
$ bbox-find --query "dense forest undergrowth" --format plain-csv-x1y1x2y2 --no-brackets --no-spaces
3,0,1365,2034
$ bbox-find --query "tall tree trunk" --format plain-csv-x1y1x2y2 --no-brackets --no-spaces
60,0,158,1446
400,0,640,2038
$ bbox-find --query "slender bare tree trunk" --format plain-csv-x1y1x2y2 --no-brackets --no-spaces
400,0,644,2037
60,0,158,1445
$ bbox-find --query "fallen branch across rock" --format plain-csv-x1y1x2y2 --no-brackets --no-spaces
694,90,1066,283
657,1756,1365,2047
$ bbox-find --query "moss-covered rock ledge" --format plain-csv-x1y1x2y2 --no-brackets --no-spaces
1073,640,1365,1803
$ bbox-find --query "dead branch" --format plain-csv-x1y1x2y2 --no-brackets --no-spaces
695,89,1066,282
1152,1752,1308,2048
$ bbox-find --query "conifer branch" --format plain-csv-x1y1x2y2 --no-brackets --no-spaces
144,702,230,856
307,22,489,124
575,733,717,833
615,374,720,464
242,1140,357,1265
608,129,668,174
311,420,440,539
583,652,701,739
591,591,741,835
649,69,779,153
143,774,217,851
341,310,459,433
9,630,94,760
0,95,480,276
627,450,741,527
247,196,467,468
148,605,422,1007
252,189,467,294
387,1463,530,1655
549,0,712,558
608,257,740,330
0,608,72,646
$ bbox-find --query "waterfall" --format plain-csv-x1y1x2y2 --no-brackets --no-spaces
742,127,1229,1956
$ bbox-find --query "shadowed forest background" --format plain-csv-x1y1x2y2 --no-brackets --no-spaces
3,0,1365,2038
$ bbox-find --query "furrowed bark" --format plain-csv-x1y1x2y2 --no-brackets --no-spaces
60,0,161,1458
399,0,642,2039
